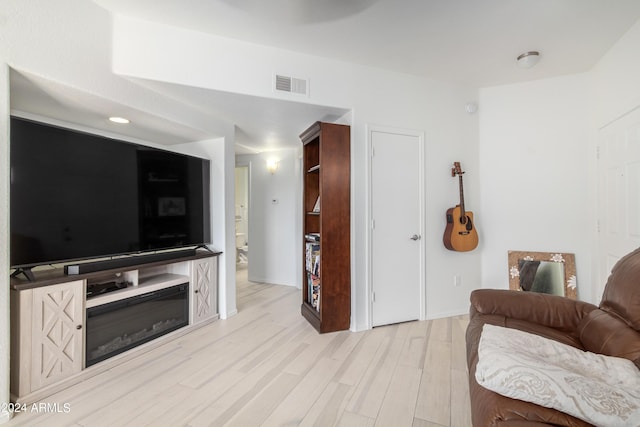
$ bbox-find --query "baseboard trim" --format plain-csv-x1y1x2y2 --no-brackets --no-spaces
0,409,12,424
425,308,469,320
221,309,238,320
246,275,297,287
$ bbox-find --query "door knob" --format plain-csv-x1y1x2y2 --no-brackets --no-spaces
410,234,421,241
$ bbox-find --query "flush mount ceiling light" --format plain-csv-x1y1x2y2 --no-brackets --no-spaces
109,116,130,124
516,51,540,69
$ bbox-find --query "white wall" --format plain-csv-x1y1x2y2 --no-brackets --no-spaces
0,63,11,424
590,20,640,128
236,149,301,287
169,136,237,319
478,74,592,299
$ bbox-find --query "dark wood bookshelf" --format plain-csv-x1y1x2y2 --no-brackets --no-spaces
300,121,350,333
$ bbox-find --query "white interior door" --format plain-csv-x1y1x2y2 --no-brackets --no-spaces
597,107,640,296
370,128,423,327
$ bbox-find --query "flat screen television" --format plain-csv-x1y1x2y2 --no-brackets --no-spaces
10,116,211,270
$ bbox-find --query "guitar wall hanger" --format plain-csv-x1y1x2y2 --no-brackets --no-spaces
443,162,479,252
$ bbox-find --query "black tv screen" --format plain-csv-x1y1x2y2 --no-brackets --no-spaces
10,117,211,268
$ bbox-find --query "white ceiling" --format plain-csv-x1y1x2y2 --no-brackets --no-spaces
92,0,640,87
11,0,640,151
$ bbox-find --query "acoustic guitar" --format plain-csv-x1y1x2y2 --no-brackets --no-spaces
443,162,479,251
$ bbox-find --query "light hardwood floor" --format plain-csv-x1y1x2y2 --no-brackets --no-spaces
6,267,472,427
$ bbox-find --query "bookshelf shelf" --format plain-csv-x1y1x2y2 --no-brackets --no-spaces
300,121,350,333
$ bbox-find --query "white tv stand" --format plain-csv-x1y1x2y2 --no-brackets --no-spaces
9,250,220,404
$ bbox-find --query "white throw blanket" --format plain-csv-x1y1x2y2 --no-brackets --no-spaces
475,324,640,427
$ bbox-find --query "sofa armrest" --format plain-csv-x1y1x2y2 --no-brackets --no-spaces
470,289,598,332
495,421,561,427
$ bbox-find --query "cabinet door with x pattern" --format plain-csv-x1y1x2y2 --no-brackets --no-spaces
31,280,84,391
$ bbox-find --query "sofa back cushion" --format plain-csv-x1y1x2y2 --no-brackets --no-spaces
578,309,640,368
600,247,640,331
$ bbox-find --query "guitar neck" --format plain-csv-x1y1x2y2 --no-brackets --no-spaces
458,174,466,218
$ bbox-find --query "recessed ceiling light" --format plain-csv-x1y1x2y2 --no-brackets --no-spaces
109,116,130,124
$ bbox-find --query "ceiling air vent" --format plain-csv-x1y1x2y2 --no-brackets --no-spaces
275,74,308,96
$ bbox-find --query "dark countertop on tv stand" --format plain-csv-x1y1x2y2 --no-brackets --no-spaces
10,250,222,291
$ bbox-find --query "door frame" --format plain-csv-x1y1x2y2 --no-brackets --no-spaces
366,124,426,329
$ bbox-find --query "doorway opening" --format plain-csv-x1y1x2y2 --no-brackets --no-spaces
235,166,249,269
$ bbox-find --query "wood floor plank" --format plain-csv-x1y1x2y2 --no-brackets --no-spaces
429,317,452,342
284,330,348,376
346,324,409,419
75,353,197,427
329,330,365,362
375,365,422,427
337,411,376,427
124,383,205,427
178,320,288,389
52,351,189,427
298,381,353,427
450,316,469,372
186,341,309,427
415,339,452,425
262,357,342,426
450,369,472,427
137,369,247,427
332,325,387,387
413,417,448,427
397,320,431,369
223,372,302,427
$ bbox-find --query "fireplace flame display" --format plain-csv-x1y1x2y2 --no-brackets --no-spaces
86,284,188,366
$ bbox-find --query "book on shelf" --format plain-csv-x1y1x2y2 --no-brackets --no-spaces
305,233,320,242
312,196,320,213
305,241,321,311
307,272,320,310
305,243,320,276
308,165,320,173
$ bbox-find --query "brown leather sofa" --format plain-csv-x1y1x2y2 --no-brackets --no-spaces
466,247,640,427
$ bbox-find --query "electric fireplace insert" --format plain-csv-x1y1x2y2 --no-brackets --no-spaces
85,283,189,367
